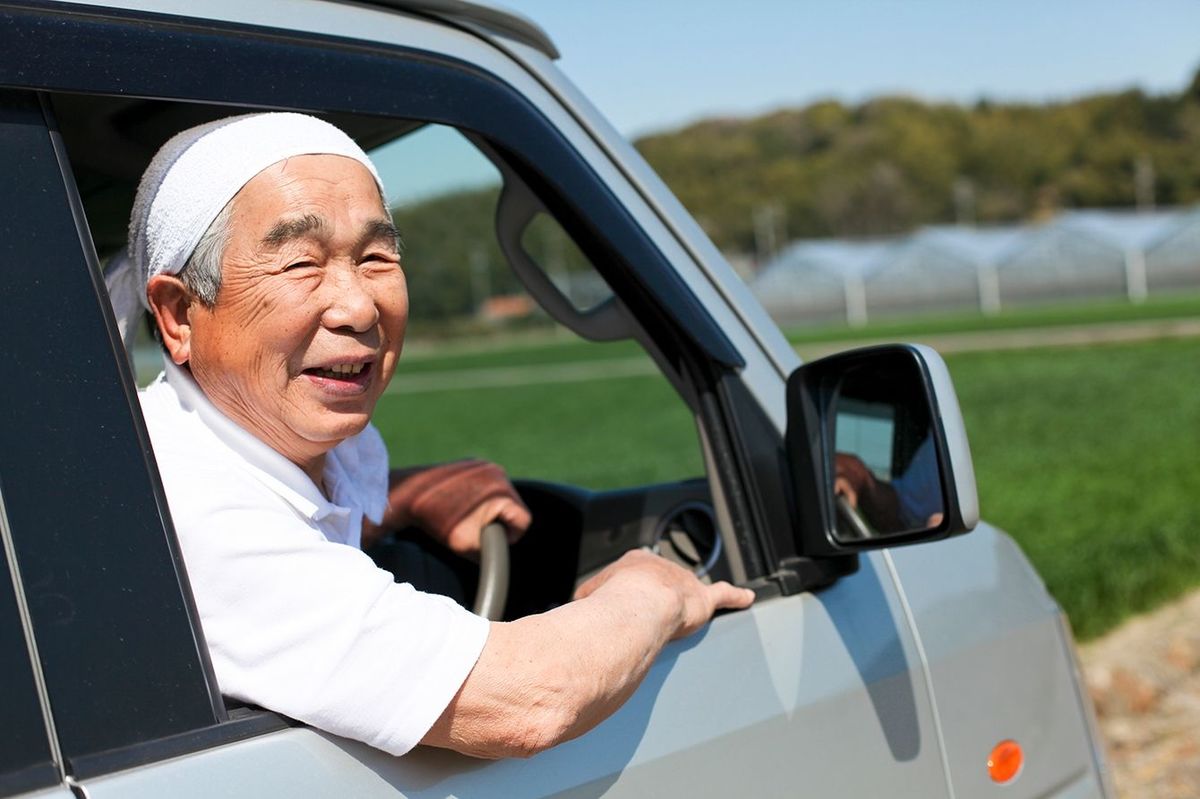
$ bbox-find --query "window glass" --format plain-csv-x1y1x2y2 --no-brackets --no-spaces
368,124,702,489
521,212,614,312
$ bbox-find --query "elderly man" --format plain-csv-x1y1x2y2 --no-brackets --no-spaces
130,113,753,759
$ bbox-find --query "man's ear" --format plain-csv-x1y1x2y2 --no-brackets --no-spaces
146,274,196,365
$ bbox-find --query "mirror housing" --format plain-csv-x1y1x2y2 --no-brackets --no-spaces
785,344,979,556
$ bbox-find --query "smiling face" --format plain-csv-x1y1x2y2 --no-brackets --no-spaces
179,154,407,477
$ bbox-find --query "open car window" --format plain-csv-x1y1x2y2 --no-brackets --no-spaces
55,89,733,643
58,98,705,491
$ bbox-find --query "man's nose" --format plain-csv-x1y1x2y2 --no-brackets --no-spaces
321,264,380,333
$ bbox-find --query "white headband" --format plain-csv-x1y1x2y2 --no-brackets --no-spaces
127,112,385,310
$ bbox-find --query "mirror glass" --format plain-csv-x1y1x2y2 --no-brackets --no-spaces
830,355,945,542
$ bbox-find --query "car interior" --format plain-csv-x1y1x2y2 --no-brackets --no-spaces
52,93,734,626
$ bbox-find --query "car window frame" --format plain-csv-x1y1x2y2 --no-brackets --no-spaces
0,484,60,798
0,1,769,780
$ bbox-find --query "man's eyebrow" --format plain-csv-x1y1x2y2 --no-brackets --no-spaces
261,213,328,248
360,218,403,254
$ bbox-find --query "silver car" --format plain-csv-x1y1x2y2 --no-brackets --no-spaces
0,1,1110,796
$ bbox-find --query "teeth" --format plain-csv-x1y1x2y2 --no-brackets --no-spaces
313,363,366,378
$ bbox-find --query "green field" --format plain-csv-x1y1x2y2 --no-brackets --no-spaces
376,332,1200,641
948,339,1200,640
373,364,703,490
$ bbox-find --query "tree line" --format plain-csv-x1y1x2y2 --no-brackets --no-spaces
637,67,1200,253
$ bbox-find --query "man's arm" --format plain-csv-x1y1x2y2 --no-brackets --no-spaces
421,549,755,759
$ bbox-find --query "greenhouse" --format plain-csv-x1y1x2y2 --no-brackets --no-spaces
750,206,1200,325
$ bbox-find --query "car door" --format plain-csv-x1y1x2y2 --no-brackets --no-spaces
1,3,951,796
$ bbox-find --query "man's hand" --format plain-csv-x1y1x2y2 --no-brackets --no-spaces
573,549,755,641
833,452,878,509
834,452,902,531
368,459,531,556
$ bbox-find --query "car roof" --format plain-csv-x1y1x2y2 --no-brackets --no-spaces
48,0,560,59
366,0,559,59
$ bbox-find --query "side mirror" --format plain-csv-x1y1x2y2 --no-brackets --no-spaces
785,344,979,556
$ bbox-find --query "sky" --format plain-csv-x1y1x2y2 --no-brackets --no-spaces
499,0,1200,137
379,0,1200,205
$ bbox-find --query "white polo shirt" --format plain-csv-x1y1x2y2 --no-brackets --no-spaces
139,359,490,756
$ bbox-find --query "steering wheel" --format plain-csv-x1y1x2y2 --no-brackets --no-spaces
835,494,874,541
472,522,510,621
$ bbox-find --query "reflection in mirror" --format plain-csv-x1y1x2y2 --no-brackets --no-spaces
831,358,945,542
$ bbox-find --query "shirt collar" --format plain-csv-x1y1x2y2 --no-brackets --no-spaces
161,357,343,523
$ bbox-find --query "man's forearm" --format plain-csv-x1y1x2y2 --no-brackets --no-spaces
420,579,675,758
420,550,752,759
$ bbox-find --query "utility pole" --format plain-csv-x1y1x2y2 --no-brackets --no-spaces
753,202,786,264
953,177,976,226
1135,154,1156,212
469,245,490,314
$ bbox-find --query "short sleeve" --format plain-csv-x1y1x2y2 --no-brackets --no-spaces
166,464,490,756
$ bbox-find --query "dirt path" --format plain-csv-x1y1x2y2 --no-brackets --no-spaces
1078,587,1200,797
793,316,1200,360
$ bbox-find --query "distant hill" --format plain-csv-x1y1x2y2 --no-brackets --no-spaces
395,69,1200,320
636,68,1200,253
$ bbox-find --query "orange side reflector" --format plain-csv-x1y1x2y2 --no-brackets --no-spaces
988,739,1023,784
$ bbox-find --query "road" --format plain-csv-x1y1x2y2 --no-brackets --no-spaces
386,317,1200,395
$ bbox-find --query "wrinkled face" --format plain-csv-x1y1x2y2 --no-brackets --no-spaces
185,154,407,470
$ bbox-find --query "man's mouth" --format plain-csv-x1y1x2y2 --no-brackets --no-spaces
301,361,374,392
304,362,370,380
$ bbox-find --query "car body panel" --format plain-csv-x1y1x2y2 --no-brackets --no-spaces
887,525,1107,797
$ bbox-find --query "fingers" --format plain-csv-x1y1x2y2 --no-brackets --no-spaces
444,496,532,557
494,497,532,543
833,476,858,507
706,580,756,610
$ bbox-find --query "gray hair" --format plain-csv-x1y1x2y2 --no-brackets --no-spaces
178,200,234,307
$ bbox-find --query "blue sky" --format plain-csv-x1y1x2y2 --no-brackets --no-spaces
379,1,1200,205
501,0,1200,136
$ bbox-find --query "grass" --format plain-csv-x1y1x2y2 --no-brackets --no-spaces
372,369,703,489
947,338,1200,640
374,332,1200,641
